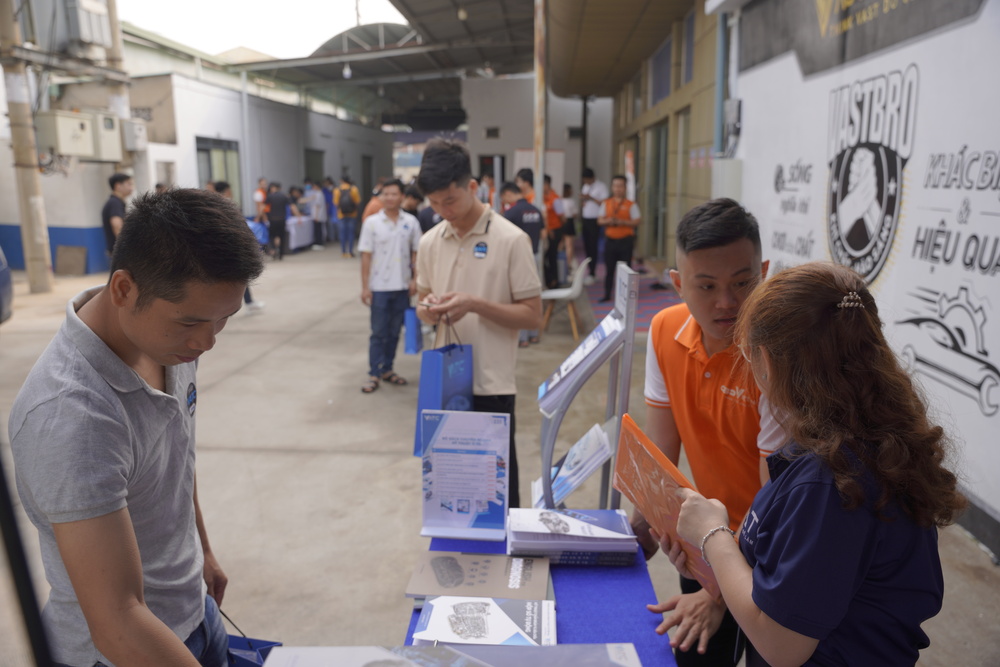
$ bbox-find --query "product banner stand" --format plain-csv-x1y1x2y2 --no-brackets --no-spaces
536,263,640,510
419,410,511,541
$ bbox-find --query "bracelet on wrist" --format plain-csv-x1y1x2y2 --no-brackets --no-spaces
700,525,736,567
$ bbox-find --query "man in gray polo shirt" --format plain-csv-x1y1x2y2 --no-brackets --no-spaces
9,189,264,666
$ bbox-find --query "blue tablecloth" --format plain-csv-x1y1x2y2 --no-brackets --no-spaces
404,537,677,667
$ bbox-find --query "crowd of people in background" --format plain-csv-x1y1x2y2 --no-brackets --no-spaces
111,164,638,402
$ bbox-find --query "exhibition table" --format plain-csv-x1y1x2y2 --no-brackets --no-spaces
285,216,313,251
404,537,678,667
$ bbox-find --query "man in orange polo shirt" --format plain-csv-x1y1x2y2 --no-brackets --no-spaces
637,198,784,667
598,175,641,301
541,175,565,288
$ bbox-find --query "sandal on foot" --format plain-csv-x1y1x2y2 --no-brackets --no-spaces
518,340,530,348
381,372,408,386
361,377,380,393
528,336,540,344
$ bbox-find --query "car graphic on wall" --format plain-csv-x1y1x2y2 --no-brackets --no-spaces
896,317,999,417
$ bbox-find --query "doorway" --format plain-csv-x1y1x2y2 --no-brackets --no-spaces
196,137,242,204
304,149,324,184
647,121,669,259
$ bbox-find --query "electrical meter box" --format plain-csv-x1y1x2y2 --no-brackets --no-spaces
121,119,148,151
90,113,123,162
34,110,95,157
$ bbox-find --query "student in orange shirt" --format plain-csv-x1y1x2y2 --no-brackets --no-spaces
542,175,565,289
638,198,784,667
597,175,641,301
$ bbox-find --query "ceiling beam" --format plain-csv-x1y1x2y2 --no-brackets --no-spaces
232,37,531,72
301,67,469,90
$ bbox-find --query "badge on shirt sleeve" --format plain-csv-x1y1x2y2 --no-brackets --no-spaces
473,242,488,259
187,383,197,416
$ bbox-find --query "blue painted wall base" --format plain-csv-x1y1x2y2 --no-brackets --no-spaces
0,224,109,274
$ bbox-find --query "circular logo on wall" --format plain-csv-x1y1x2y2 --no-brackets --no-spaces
827,143,903,283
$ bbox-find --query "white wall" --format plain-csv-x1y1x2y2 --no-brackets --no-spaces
1,70,393,234
462,76,614,191
127,74,392,216
735,0,1000,533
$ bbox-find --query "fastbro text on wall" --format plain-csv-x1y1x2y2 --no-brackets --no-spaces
734,0,1000,550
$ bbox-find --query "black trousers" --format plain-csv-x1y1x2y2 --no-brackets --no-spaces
581,217,600,276
603,235,634,299
472,394,519,508
544,228,564,288
673,576,743,667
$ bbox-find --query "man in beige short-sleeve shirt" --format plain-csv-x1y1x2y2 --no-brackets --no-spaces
416,139,542,507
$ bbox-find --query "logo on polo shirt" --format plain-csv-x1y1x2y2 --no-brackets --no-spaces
741,510,760,547
720,384,756,407
473,242,488,259
186,383,197,416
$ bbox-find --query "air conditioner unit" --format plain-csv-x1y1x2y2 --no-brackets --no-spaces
34,110,95,158
89,113,123,162
121,119,148,151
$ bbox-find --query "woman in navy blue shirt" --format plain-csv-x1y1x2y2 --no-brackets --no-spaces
668,262,965,667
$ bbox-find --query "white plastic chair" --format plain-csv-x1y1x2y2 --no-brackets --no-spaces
540,258,592,342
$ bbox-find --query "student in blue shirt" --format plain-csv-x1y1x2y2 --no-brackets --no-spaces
666,261,965,667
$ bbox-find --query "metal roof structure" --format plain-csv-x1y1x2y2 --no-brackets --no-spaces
228,1,685,129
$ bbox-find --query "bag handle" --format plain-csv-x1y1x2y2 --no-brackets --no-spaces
442,313,464,349
219,606,246,638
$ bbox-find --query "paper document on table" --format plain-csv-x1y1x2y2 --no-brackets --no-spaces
612,413,722,599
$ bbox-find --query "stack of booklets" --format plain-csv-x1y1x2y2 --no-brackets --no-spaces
506,508,639,566
406,552,556,647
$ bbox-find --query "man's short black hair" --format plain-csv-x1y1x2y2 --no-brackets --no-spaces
543,174,552,185
214,181,230,194
381,178,405,193
516,168,533,184
404,185,423,200
612,174,627,184
269,182,281,191
109,173,131,191
500,181,521,196
479,172,494,182
340,175,352,185
417,138,472,195
676,198,762,255
111,189,264,310
582,167,595,179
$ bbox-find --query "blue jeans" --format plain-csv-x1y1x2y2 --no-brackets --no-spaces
369,290,409,378
62,595,228,667
339,217,357,254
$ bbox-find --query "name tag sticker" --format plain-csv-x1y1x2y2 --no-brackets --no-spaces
473,242,488,259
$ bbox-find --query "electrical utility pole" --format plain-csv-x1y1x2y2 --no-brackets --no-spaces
532,0,546,206
0,0,54,293
105,0,132,169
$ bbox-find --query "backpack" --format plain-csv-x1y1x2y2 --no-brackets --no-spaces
337,187,357,216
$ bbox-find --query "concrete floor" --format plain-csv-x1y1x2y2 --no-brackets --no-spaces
1,245,998,665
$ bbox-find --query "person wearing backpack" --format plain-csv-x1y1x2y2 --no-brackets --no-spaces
335,176,361,257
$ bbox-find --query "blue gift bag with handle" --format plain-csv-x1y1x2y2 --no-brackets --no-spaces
413,323,473,455
223,609,281,666
404,307,423,355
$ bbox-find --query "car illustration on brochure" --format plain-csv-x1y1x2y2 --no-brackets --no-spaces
896,317,999,417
